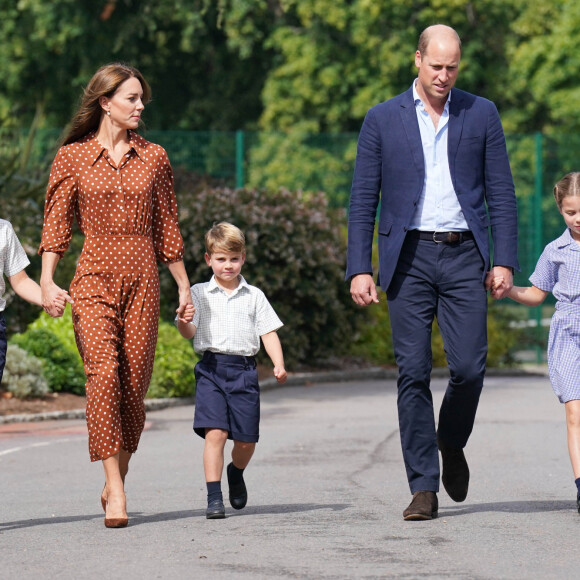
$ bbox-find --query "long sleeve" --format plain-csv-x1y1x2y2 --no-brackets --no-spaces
39,146,78,258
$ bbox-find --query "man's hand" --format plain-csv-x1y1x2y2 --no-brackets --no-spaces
350,273,379,306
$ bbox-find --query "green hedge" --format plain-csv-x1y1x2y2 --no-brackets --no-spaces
10,311,198,398
163,183,360,369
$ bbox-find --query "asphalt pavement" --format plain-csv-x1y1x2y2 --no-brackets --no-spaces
1,369,579,579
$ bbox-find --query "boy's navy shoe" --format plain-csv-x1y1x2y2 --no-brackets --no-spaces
227,462,248,510
206,498,225,519
577,492,580,514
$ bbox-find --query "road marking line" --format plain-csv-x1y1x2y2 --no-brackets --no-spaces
0,437,79,458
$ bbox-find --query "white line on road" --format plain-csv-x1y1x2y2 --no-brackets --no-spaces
0,438,79,459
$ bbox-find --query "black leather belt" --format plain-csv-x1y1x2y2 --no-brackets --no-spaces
409,230,474,244
202,351,256,368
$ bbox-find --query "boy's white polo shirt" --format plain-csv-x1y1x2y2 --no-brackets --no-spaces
189,275,283,356
0,219,30,312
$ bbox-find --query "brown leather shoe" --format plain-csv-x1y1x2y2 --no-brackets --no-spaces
403,491,438,521
438,437,469,502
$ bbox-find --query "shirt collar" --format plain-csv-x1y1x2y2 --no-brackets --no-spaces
208,274,249,295
83,130,148,166
412,79,451,112
556,228,580,249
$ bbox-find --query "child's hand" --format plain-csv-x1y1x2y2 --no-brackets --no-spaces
177,303,195,323
48,290,72,318
490,275,506,298
273,366,287,384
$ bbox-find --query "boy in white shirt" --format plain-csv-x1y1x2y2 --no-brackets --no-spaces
177,222,287,518
0,218,68,384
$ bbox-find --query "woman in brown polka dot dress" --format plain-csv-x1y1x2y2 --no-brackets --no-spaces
39,63,193,528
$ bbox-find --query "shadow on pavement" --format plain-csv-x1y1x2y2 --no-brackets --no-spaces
439,499,573,517
0,503,350,530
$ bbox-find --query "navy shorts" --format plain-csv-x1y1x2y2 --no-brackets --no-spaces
193,351,260,442
0,314,6,385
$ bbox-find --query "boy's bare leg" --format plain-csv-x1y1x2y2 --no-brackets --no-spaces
227,441,256,510
204,428,228,481
231,441,256,468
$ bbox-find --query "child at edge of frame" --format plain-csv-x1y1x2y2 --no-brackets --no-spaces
176,221,287,519
493,171,580,514
0,218,68,385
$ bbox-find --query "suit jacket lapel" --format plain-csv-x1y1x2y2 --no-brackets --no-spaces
399,88,425,174
448,88,465,176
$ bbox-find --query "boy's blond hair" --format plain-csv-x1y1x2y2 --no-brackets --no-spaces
205,222,246,255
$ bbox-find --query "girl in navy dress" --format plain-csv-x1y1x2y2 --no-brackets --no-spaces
501,172,580,513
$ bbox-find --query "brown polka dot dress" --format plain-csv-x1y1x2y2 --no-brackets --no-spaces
39,131,185,462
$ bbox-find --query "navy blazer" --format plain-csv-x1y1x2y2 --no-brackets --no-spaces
346,86,519,290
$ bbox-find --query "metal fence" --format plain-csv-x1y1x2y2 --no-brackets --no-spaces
31,129,580,362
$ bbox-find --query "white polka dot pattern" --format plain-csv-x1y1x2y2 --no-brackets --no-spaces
39,131,185,462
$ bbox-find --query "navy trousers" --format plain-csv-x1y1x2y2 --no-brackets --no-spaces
386,234,488,493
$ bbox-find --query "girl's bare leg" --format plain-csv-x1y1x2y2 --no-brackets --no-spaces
565,400,580,478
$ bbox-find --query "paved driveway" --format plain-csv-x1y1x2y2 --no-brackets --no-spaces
1,375,578,579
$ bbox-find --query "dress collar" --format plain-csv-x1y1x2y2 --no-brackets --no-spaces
82,130,148,166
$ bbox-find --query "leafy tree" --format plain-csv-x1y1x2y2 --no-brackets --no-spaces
0,0,271,130
504,0,580,132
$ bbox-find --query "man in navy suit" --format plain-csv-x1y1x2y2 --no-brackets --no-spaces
347,24,518,520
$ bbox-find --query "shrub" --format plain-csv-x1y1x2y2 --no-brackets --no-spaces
148,320,198,398
2,344,49,398
350,300,396,366
11,324,86,395
163,185,359,368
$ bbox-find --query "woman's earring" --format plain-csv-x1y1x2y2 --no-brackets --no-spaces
106,111,111,116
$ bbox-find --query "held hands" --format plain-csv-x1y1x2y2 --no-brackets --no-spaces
41,282,73,318
273,366,287,384
179,303,196,324
175,287,194,323
485,266,514,299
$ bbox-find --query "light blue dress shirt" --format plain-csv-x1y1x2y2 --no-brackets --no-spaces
409,80,469,232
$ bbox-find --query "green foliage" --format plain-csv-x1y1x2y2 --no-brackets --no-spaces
350,300,395,366
505,0,580,132
2,344,49,399
148,320,198,399
247,132,357,207
0,126,51,334
0,0,270,130
165,184,359,368
11,321,86,395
